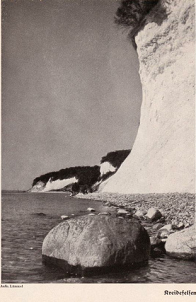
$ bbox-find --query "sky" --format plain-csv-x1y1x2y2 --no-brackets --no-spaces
2,0,142,190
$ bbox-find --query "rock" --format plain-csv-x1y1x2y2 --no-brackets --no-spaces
98,212,110,216
160,224,172,232
150,236,165,257
157,229,170,242
185,222,190,228
156,217,165,223
134,210,146,218
152,223,164,231
87,208,95,212
146,208,162,221
150,236,162,247
117,209,129,215
172,223,179,230
171,218,178,225
165,225,196,260
61,215,69,220
88,213,95,216
177,222,184,230
42,215,150,274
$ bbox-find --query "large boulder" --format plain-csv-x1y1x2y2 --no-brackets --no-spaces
165,225,196,260
42,215,150,275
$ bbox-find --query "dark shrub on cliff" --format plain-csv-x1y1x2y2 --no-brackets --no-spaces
101,149,131,168
32,165,100,189
115,0,159,47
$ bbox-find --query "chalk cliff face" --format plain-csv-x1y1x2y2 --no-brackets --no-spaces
100,161,117,176
30,177,78,192
103,0,195,194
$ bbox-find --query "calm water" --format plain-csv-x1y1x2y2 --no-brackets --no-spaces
1,193,196,283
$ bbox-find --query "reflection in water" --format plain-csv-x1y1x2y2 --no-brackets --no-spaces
2,193,196,283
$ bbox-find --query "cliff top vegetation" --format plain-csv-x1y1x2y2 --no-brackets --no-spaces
32,166,100,188
115,0,159,47
101,149,131,168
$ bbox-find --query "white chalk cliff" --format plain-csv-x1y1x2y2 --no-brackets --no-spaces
102,0,195,194
41,177,78,192
31,177,78,192
100,161,117,176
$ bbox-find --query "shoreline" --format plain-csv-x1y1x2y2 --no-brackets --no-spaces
76,192,195,227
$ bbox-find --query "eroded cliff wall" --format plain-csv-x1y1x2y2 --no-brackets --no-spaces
102,0,195,194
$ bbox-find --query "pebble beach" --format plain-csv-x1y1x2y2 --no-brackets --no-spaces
77,192,195,229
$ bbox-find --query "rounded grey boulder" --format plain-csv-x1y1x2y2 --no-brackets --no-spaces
42,215,150,274
165,225,196,260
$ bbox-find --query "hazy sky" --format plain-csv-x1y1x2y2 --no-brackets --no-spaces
2,0,142,190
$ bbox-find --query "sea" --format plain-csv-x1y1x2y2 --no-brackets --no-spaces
1,192,196,283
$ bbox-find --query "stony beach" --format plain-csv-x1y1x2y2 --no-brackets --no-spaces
77,192,195,236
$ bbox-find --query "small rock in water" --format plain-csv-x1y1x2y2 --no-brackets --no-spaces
87,208,95,212
160,238,168,243
98,212,110,216
126,213,132,218
71,214,75,216
157,229,170,241
117,209,129,215
146,208,162,221
61,215,69,220
29,247,34,250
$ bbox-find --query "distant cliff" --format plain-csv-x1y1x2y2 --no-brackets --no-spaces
30,149,130,193
102,0,195,193
31,166,100,193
